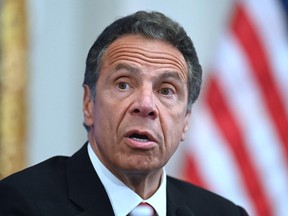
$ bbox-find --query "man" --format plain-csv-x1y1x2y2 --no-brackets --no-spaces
0,11,248,215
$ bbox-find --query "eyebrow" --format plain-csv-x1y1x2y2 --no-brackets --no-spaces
113,62,186,83
157,71,184,82
115,63,140,74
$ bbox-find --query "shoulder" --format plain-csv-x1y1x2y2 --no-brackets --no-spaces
0,156,71,215
167,176,231,203
0,156,69,195
167,176,248,215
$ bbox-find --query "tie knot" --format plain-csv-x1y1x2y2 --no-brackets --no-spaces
129,202,156,216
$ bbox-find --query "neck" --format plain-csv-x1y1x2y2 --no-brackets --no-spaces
120,170,163,199
88,132,164,199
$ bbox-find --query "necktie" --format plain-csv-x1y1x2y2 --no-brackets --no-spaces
129,202,156,216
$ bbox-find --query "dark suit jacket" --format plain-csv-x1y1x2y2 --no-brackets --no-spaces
0,144,248,216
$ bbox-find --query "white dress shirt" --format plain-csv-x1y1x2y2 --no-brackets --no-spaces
88,143,167,216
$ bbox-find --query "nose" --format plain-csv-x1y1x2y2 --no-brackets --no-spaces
130,87,158,119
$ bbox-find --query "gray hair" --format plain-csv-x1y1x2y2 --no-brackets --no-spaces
83,10,202,112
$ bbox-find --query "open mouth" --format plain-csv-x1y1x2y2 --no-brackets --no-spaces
129,134,150,142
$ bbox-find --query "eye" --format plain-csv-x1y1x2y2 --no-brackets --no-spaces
117,82,130,90
159,87,174,96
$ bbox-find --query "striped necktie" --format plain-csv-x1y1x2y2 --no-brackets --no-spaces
129,202,156,216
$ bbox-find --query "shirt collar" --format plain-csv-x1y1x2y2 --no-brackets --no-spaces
87,143,167,216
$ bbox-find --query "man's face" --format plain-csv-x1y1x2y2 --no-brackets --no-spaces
83,35,191,178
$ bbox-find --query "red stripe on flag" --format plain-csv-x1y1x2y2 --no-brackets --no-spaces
205,76,273,216
232,3,288,164
183,153,207,188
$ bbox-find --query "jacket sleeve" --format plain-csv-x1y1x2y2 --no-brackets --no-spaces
0,182,39,216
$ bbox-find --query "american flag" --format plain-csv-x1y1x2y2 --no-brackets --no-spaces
183,1,288,216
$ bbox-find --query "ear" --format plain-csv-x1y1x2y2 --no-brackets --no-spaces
181,111,191,141
83,85,94,127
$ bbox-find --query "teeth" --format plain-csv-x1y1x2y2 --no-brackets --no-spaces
132,137,149,142
130,134,150,142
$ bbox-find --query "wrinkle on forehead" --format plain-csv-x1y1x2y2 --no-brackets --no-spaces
102,35,188,80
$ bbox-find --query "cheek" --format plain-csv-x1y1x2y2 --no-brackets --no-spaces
93,96,127,143
162,111,187,145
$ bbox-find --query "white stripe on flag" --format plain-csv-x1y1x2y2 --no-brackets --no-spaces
244,0,288,115
187,104,255,214
184,1,288,216
217,30,288,216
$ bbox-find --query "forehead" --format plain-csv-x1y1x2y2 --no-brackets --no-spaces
101,35,188,80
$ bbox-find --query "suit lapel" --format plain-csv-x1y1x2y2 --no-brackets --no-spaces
65,145,199,216
167,179,181,216
166,176,195,216
66,143,115,216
